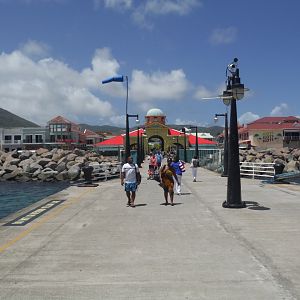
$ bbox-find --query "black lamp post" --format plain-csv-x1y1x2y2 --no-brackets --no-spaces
181,128,187,162
102,75,133,160
173,136,179,158
140,131,144,162
136,126,141,167
127,114,139,160
214,113,228,177
189,126,199,160
222,58,247,208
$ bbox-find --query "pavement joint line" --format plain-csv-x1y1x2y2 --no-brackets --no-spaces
0,187,94,254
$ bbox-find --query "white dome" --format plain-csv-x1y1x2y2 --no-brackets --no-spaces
146,108,165,117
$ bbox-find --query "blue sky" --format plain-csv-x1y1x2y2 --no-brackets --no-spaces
0,0,299,128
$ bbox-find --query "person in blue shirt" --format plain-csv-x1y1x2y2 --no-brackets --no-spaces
171,156,184,195
155,151,163,168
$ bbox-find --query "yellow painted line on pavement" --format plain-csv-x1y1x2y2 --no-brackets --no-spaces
0,187,94,254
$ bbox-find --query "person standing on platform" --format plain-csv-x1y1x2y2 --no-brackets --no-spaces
171,156,185,195
190,155,199,182
121,156,140,207
155,151,163,169
160,158,179,206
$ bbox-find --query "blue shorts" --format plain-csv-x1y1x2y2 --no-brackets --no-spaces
124,182,137,192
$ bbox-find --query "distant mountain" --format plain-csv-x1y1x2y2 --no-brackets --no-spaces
0,108,40,128
79,124,125,135
168,124,224,137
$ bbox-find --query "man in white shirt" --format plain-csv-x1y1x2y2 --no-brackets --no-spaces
121,156,140,207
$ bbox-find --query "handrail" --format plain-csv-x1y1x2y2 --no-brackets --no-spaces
240,162,275,179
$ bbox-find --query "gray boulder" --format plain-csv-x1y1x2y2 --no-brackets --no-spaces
36,148,49,156
56,162,66,173
286,160,300,172
55,171,68,181
66,153,77,161
67,165,81,180
19,151,32,160
2,167,22,180
37,158,52,167
29,162,42,173
45,161,58,170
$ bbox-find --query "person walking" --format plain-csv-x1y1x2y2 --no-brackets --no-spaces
190,155,199,182
155,151,163,169
121,156,141,207
171,156,185,195
160,158,179,206
148,153,157,179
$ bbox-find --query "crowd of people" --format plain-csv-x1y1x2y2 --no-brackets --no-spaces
121,150,199,207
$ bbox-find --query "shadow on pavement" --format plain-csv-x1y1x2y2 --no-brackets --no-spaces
160,203,183,206
245,201,270,211
133,204,147,207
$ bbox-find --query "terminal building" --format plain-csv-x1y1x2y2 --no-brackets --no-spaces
96,108,216,157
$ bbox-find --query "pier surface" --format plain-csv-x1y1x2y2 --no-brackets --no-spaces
1,165,300,299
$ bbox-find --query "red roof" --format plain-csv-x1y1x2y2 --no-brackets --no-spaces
96,127,216,147
188,134,216,145
48,115,73,124
96,135,124,146
83,129,100,137
245,116,300,130
168,128,182,136
95,129,145,146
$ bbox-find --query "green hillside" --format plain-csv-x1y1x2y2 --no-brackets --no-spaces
79,124,125,135
0,108,40,128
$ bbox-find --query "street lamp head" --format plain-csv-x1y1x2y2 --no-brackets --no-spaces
136,118,140,124
214,116,218,122
222,90,232,106
230,83,245,100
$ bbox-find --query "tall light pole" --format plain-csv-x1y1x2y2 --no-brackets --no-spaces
222,58,247,208
136,126,141,167
173,136,179,158
214,113,228,177
127,114,139,159
190,126,199,161
102,75,132,160
181,128,187,162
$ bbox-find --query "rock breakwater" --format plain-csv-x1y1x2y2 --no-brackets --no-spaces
0,148,121,182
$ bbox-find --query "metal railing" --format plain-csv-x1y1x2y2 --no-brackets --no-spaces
240,162,275,179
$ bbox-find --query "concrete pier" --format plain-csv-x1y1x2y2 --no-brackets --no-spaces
0,165,300,299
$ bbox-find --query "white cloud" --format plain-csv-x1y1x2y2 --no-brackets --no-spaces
238,112,260,125
194,82,224,100
131,8,154,30
94,0,132,10
0,47,116,125
209,26,237,45
94,0,202,29
108,115,126,127
144,0,202,15
19,40,50,59
82,48,124,96
175,118,208,127
270,103,289,116
130,69,189,102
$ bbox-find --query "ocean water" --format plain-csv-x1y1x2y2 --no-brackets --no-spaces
0,181,69,220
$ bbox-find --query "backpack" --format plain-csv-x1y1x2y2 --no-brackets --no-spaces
192,159,198,168
179,161,185,172
135,165,142,185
